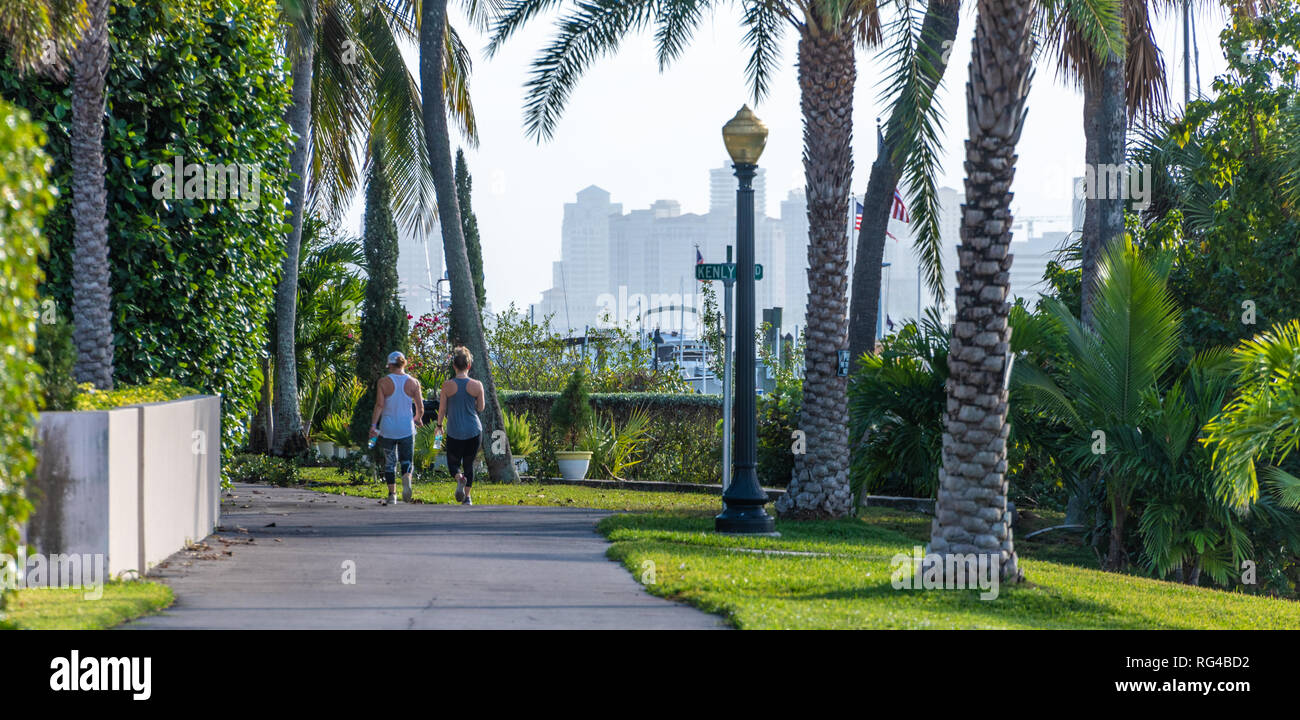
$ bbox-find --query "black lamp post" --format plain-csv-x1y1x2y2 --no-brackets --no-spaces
716,106,776,535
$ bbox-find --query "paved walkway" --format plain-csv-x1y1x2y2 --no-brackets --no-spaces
127,483,723,630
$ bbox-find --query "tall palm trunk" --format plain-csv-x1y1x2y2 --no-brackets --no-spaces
774,24,855,519
1080,53,1126,330
929,0,1034,583
420,0,517,483
272,3,314,456
849,0,962,366
69,0,113,389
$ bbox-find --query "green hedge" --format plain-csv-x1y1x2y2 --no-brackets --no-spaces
0,99,55,610
500,391,722,484
0,0,292,470
73,378,200,411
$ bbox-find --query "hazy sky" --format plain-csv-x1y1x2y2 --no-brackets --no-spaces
342,3,1233,314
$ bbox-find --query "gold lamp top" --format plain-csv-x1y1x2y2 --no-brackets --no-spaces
722,105,768,165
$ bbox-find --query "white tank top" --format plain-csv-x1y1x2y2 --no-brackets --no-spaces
378,374,416,439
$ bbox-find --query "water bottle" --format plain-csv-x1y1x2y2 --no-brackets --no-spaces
434,433,443,450
368,435,378,450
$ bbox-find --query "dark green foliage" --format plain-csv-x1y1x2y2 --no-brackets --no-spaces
350,140,409,445
455,149,486,319
227,453,302,487
1130,8,1300,364
0,98,53,610
756,376,800,488
848,310,947,498
35,311,77,411
550,368,593,448
1,0,293,466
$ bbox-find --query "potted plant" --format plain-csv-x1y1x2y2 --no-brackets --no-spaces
550,368,594,480
502,407,539,476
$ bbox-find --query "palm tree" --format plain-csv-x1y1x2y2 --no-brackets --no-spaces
1013,238,1183,569
421,0,519,482
69,0,113,389
928,0,1036,582
489,0,899,516
270,0,479,455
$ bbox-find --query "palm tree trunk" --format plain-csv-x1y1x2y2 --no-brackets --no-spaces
271,4,314,457
929,0,1034,584
1080,53,1126,329
774,24,855,519
69,0,114,389
1106,492,1128,569
420,0,517,483
848,0,962,366
250,345,273,453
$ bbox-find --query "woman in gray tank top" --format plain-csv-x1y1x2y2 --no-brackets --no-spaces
436,346,484,505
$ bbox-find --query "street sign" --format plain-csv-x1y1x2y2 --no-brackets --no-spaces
837,349,850,377
695,263,764,282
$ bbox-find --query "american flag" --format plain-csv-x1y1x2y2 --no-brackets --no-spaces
853,200,864,231
891,188,910,223
695,246,703,264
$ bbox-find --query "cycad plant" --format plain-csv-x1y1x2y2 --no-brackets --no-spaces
501,408,539,458
1014,237,1182,569
1203,319,1300,510
848,308,948,499
580,408,653,481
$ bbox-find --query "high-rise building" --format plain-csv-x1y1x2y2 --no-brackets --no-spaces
396,221,442,319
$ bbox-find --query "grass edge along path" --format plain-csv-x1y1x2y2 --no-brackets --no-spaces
2,581,174,630
595,511,1300,630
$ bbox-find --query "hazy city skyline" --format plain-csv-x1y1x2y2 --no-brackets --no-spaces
343,3,1232,318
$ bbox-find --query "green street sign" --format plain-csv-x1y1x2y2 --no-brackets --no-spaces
695,263,763,282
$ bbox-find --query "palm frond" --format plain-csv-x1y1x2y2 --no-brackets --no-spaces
739,0,788,102
518,0,659,141
876,0,957,303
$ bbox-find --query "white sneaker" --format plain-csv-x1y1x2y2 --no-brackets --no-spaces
386,493,398,506
402,476,413,503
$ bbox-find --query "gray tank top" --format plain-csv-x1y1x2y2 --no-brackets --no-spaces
446,377,483,440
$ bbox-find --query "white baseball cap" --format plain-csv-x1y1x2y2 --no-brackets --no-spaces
387,351,406,365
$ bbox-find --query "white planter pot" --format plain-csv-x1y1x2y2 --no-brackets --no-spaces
555,451,591,481
318,441,335,457
512,456,530,476
336,446,350,459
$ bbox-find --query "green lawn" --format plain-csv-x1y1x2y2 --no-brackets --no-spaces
596,510,1300,629
1,581,173,630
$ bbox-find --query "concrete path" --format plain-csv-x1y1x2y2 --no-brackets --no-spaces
127,483,724,630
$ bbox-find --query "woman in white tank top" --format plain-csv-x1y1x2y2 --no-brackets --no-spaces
368,351,423,505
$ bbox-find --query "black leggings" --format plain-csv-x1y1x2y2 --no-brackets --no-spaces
377,435,413,484
445,435,481,487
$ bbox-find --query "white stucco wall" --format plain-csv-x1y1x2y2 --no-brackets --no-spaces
29,395,222,577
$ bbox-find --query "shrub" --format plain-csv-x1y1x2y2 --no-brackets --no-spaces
227,454,301,487
848,312,947,499
550,369,593,449
1,0,294,470
0,98,54,611
501,408,539,458
73,378,199,411
580,408,652,480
